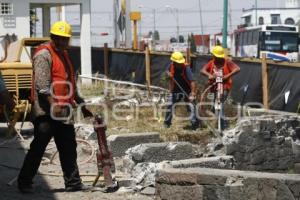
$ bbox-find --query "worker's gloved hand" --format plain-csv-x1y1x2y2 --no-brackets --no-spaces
223,74,230,81
81,106,93,118
208,74,216,81
51,104,63,117
188,94,196,102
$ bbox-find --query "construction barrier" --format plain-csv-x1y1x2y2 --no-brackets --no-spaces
68,47,300,113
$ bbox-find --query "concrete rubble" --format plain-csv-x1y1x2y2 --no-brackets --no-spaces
107,132,161,157
223,115,300,172
4,110,297,199
168,156,235,169
155,167,300,200
124,142,196,164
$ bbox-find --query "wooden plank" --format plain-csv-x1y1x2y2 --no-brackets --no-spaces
104,43,109,78
261,53,269,109
186,48,191,65
145,46,151,87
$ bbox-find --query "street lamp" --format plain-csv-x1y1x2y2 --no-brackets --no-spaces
138,5,156,40
165,5,179,40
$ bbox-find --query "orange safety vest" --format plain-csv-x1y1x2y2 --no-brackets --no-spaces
206,59,232,90
31,42,76,105
169,63,191,92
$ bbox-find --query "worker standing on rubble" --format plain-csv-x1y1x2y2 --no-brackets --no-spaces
18,21,93,193
0,73,15,112
164,52,200,130
200,45,240,130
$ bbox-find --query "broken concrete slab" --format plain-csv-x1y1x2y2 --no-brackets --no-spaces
156,167,300,200
129,162,170,189
107,132,160,157
140,186,156,195
125,156,235,190
74,124,95,140
166,156,235,170
125,142,195,164
223,116,300,172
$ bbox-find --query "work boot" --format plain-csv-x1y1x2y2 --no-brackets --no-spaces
65,183,93,192
191,121,201,130
18,184,34,194
100,181,119,193
163,123,171,129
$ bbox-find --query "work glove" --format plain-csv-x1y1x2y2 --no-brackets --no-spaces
223,74,230,81
51,104,63,118
208,74,216,81
189,93,196,102
81,106,93,118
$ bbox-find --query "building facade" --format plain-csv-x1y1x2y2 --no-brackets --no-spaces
242,0,300,27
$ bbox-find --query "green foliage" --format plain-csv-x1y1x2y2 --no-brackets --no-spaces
153,30,160,40
189,33,197,53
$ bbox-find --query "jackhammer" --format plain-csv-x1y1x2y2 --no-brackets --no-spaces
214,68,224,135
92,115,118,192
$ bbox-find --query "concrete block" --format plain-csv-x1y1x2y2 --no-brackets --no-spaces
156,184,204,200
126,142,195,163
167,156,235,170
107,132,160,157
155,167,300,200
223,116,300,172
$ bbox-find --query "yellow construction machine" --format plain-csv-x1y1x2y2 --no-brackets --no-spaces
0,37,49,138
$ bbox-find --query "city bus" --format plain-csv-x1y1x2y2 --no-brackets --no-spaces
231,24,299,62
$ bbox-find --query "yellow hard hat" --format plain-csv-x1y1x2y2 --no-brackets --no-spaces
170,52,185,64
50,21,72,38
211,45,225,58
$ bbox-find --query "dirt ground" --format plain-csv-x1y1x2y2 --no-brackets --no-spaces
0,91,217,200
0,129,154,200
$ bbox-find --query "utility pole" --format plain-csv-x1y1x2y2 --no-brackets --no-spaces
165,6,180,40
153,9,156,34
176,8,179,40
125,0,132,48
255,0,258,26
222,0,228,48
113,0,120,48
198,0,205,53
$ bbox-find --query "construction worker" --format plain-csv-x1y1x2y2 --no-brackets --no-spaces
164,52,200,130
0,73,15,112
18,21,93,193
201,45,240,130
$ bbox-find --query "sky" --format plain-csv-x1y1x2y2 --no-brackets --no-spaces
61,0,288,46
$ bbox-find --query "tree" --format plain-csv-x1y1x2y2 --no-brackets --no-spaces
189,33,197,53
178,35,184,43
148,31,153,38
153,30,160,40
170,37,177,43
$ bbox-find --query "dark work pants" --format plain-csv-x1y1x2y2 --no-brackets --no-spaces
164,93,199,126
18,115,81,188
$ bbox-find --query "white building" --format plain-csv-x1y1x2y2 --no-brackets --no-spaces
0,0,92,76
242,0,300,27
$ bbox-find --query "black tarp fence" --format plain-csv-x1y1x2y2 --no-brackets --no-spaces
68,47,300,113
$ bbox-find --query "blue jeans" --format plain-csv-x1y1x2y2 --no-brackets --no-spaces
164,93,199,127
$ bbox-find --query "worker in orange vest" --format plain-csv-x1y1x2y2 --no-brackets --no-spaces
18,21,93,193
164,52,200,130
201,45,240,130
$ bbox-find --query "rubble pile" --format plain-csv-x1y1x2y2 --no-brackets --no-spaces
223,115,300,172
